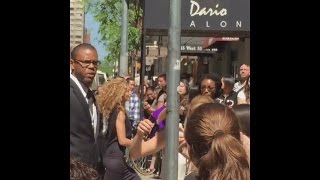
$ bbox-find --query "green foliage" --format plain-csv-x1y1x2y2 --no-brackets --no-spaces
85,0,142,71
99,60,115,75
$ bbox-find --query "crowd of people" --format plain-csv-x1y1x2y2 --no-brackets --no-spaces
70,43,250,180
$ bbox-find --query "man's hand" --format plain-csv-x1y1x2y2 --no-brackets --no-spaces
143,101,150,109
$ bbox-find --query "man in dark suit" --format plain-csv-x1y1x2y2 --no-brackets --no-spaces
70,43,102,172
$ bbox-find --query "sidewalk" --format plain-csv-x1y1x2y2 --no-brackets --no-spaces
139,173,161,180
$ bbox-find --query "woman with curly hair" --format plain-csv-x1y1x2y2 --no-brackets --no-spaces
70,158,99,180
96,78,147,180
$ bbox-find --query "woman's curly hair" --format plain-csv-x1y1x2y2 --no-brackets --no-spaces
70,158,99,180
96,77,129,135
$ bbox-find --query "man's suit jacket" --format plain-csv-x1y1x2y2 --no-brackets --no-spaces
70,78,101,167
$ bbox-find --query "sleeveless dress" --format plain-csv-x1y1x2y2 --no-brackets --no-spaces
101,109,140,180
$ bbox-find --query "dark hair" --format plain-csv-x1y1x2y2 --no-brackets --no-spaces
200,73,220,84
71,43,97,60
180,79,190,94
181,73,191,81
126,77,134,83
244,75,250,103
158,73,166,81
185,103,249,180
199,73,222,99
222,75,235,87
232,104,250,137
70,158,99,180
146,86,155,92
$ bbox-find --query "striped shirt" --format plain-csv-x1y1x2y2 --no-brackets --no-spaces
125,93,140,127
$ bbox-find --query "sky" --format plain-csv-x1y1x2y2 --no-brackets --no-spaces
85,12,107,61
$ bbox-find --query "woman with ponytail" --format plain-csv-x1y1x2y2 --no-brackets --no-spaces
184,103,250,180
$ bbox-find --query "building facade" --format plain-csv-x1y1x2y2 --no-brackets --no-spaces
135,36,250,86
70,0,84,48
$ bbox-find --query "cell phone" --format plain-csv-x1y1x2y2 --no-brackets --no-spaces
147,114,159,139
148,114,156,123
